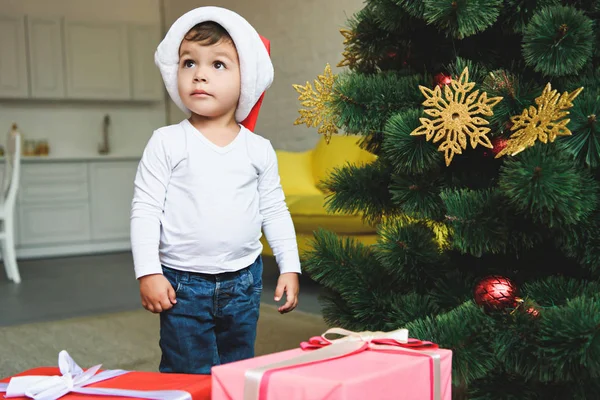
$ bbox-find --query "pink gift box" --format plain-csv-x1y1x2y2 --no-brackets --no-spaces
211,346,452,400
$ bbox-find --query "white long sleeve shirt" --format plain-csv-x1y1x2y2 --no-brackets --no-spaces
130,119,301,279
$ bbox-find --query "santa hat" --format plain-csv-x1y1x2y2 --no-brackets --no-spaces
155,6,273,131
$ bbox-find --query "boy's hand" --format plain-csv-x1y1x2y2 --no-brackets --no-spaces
139,274,177,313
274,273,299,314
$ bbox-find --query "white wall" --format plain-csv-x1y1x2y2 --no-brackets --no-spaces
0,0,166,157
163,0,365,151
0,0,366,155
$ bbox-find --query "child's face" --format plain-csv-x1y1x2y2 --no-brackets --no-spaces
177,38,241,120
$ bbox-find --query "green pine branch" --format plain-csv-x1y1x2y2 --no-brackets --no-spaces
480,69,544,129
395,0,425,18
379,291,442,331
536,296,600,382
423,0,502,39
468,370,538,400
389,172,446,220
322,160,398,225
303,229,377,291
522,276,600,306
581,212,600,273
440,188,510,256
498,144,599,228
340,6,406,73
318,289,366,331
405,301,497,387
367,0,413,32
522,5,594,77
304,229,420,331
430,269,477,311
375,220,448,290
332,72,429,136
562,0,600,18
503,0,561,34
382,109,444,175
558,84,600,168
343,3,456,74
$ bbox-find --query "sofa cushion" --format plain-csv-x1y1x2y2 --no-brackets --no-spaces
311,135,377,188
286,194,376,234
276,150,321,196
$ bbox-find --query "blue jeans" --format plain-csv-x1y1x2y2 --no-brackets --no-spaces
158,256,263,374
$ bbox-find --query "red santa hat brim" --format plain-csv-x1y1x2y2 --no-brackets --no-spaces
241,35,270,131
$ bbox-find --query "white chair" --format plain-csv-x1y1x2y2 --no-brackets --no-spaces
0,132,21,283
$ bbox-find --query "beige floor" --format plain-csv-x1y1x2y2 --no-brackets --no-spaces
0,303,328,378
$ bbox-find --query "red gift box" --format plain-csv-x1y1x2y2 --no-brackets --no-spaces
1,364,211,400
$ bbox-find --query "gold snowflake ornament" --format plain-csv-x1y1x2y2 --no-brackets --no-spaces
338,29,360,69
411,67,503,166
293,64,339,143
495,84,584,158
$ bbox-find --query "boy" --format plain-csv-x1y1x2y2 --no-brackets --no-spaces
130,6,301,375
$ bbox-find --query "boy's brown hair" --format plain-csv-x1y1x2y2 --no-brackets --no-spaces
183,21,234,47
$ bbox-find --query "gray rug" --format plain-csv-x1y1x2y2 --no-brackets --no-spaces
0,304,328,378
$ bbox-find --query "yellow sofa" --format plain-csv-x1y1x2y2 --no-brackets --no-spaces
261,134,379,258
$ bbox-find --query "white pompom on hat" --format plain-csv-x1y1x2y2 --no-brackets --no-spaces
155,6,274,125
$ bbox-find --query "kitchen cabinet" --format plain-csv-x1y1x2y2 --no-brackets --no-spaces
27,16,66,99
89,161,137,240
19,203,92,246
0,14,29,98
130,24,164,101
18,162,91,246
11,157,139,259
0,13,165,102
64,20,131,100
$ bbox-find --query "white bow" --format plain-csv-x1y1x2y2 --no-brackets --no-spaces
3,351,124,400
1,351,191,400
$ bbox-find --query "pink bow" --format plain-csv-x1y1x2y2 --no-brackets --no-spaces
300,327,439,351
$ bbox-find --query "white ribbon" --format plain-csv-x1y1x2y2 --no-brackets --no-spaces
0,351,192,400
243,328,441,400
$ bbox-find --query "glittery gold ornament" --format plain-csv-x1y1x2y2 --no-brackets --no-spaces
338,29,360,69
411,67,503,166
495,84,584,158
293,64,339,143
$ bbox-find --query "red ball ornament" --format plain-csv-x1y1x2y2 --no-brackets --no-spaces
526,307,540,318
484,137,509,157
434,73,452,87
474,275,519,311
491,137,508,155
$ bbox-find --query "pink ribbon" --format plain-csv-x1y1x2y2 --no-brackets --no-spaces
243,327,442,400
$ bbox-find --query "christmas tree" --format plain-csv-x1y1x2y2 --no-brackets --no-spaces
293,1,600,398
